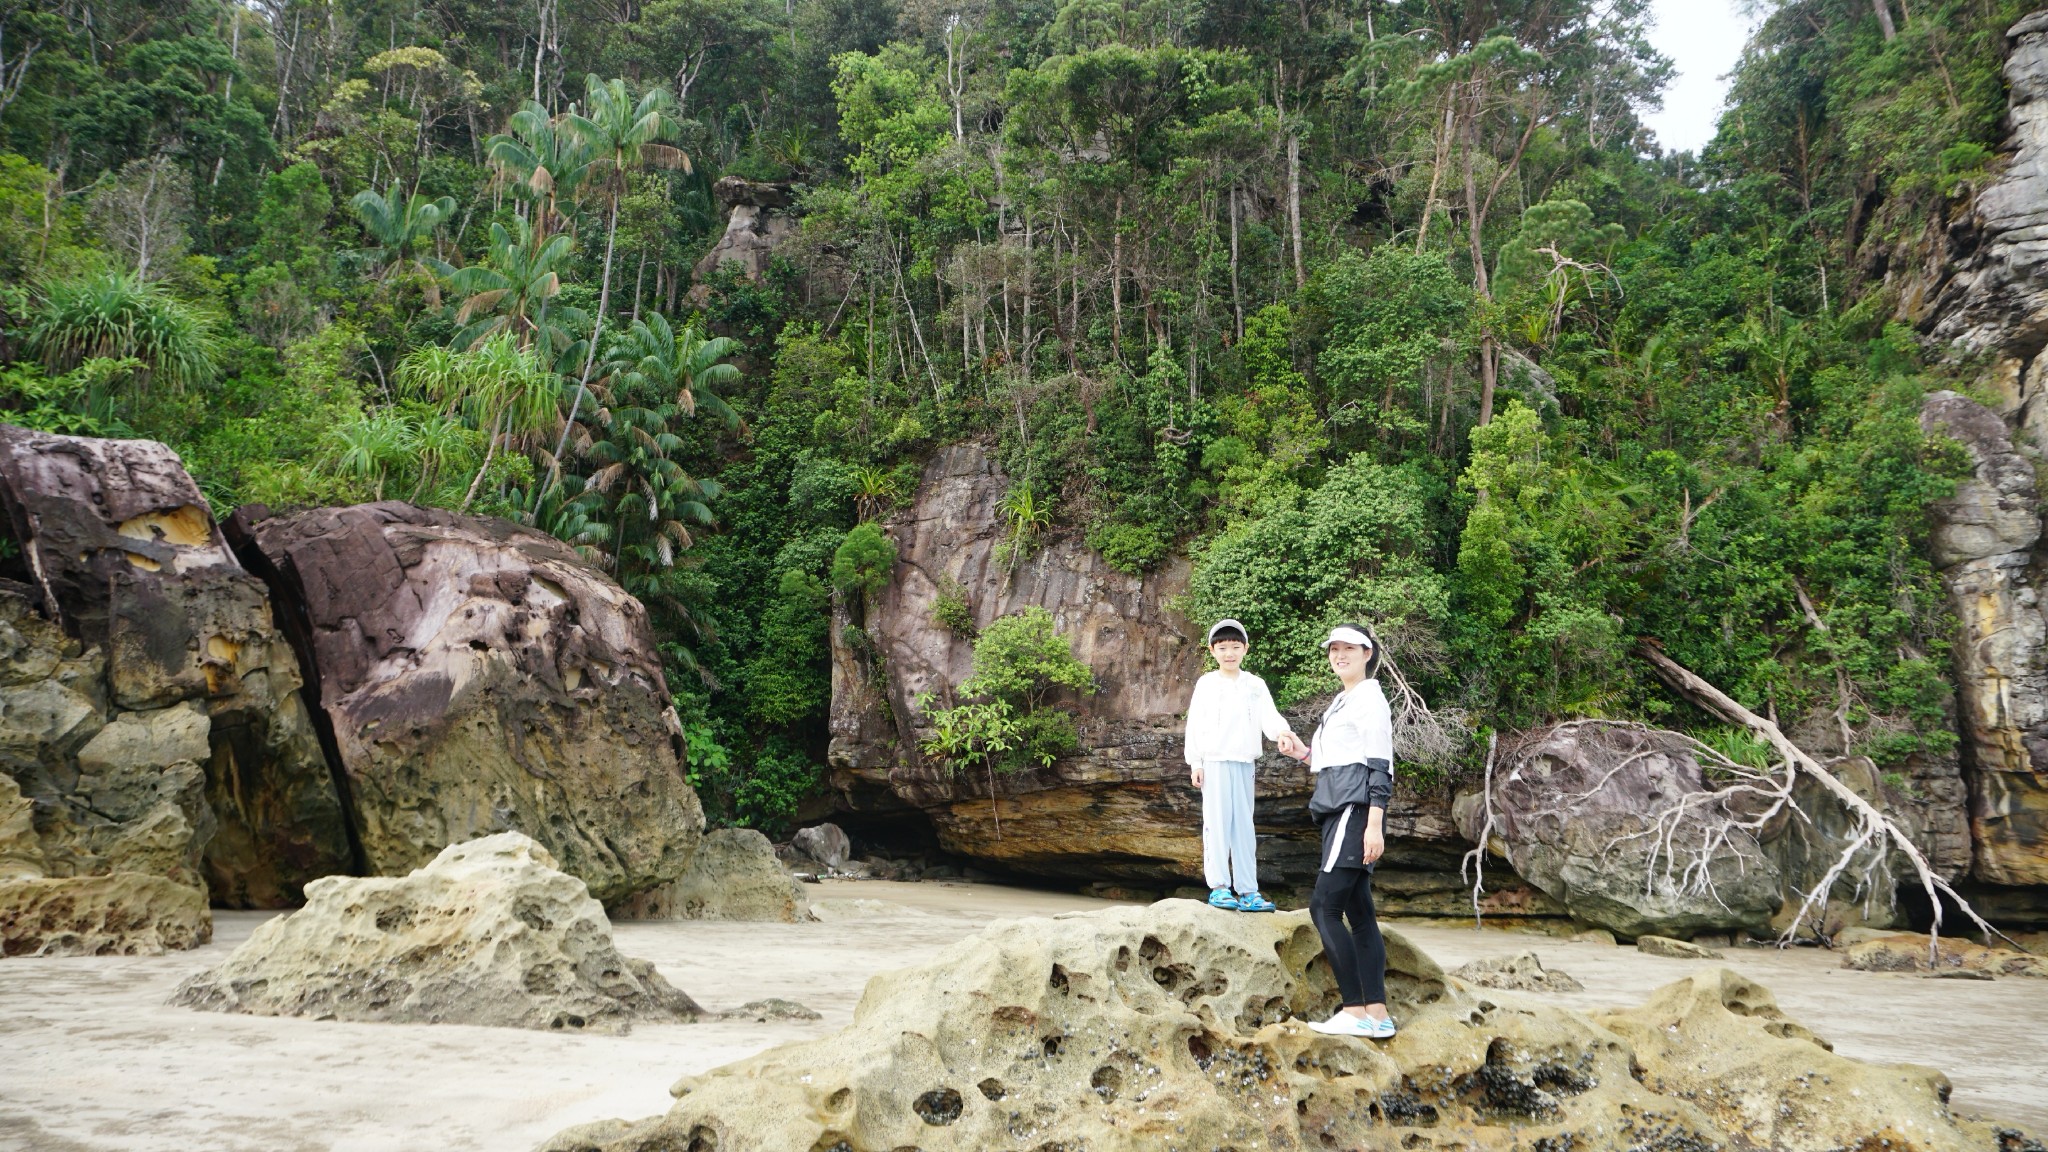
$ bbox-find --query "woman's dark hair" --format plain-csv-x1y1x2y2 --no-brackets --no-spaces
1210,625,1247,645
1334,621,1383,680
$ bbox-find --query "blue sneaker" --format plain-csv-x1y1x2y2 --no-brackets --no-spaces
1235,891,1277,912
1207,887,1239,910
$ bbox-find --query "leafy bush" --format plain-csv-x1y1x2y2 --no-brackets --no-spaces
830,521,898,596
918,606,1095,774
932,577,978,637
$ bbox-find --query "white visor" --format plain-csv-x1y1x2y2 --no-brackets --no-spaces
1320,626,1374,650
1206,618,1249,645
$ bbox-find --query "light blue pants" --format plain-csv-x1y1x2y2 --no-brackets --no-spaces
1201,760,1260,894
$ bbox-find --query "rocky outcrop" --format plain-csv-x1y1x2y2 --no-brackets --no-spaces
227,502,701,904
1,871,210,956
1449,950,1584,992
0,427,351,934
1842,931,2048,977
540,900,2016,1152
690,177,796,291
826,442,1563,921
1922,391,2048,895
607,827,809,923
1916,16,2048,392
1454,723,1783,938
171,832,700,1031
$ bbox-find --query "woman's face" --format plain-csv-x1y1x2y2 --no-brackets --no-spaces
1326,640,1370,679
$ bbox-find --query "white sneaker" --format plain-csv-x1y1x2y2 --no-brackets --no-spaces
1306,1012,1397,1039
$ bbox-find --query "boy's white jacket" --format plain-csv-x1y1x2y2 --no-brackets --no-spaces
1309,679,1394,771
1182,670,1294,766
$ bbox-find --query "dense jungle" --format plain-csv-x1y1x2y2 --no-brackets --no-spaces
0,0,2019,831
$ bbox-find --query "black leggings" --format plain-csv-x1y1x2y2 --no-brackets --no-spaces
1310,866,1386,1008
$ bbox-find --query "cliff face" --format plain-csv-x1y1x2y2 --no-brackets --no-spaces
825,443,1564,921
1911,13,2048,910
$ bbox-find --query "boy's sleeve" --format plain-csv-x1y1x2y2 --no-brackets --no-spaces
1182,675,1209,766
1253,677,1292,742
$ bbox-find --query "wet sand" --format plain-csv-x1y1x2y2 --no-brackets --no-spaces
0,881,2041,1150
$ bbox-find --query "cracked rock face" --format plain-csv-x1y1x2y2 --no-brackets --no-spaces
171,831,700,1031
228,502,702,904
1922,392,2048,890
0,427,351,914
538,900,2009,1152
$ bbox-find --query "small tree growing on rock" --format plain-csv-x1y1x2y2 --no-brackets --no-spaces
918,606,1096,835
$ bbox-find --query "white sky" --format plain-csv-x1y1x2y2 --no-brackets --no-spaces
1641,0,1763,154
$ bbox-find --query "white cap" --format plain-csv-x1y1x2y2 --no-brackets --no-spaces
1206,618,1249,645
1320,625,1375,649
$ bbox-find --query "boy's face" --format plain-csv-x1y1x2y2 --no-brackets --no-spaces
1210,639,1247,670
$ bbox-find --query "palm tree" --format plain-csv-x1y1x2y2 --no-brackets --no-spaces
598,313,740,428
552,75,688,472
29,272,220,390
484,100,592,242
348,183,457,287
580,398,723,565
444,217,586,366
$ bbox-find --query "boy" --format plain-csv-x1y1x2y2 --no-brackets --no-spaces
1183,619,1305,912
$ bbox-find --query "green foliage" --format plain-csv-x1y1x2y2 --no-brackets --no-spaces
932,577,978,637
830,521,898,596
30,272,220,389
919,606,1095,774
1188,458,1450,704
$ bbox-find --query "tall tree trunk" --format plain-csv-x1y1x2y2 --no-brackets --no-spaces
1229,183,1243,341
464,408,508,512
1111,196,1124,359
551,192,621,484
1461,89,1498,426
1416,100,1453,254
1287,131,1304,291
1872,0,1897,41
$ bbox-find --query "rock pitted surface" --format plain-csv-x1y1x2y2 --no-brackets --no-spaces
1843,932,2048,978
0,426,351,915
1449,950,1584,992
171,832,699,1031
228,502,701,903
608,827,809,923
1457,723,1783,938
539,900,2012,1152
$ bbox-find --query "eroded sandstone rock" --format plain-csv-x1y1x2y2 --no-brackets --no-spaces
824,443,1567,922
171,832,699,1031
539,900,2013,1152
608,827,809,923
1921,391,2048,894
228,502,701,903
690,177,796,291
0,872,210,956
1457,723,1782,938
0,427,351,912
1843,932,2048,978
1449,950,1584,992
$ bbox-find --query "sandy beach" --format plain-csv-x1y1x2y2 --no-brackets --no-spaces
1,880,2042,1151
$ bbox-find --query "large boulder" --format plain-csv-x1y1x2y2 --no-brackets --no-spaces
226,502,702,903
171,832,699,1031
1456,722,1783,938
0,426,351,912
608,827,810,923
690,177,796,290
539,900,2011,1152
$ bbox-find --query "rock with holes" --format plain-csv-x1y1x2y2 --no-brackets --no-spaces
0,427,351,912
536,900,2018,1152
1,870,211,956
170,831,700,1031
1450,951,1584,993
608,827,810,923
1458,723,1783,939
225,502,702,903
1842,933,2048,978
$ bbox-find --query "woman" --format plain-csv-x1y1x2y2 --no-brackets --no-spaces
1292,623,1396,1039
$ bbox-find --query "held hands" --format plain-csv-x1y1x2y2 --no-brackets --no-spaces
1276,732,1309,761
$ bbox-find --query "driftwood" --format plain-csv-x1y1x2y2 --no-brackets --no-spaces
1635,644,2010,958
